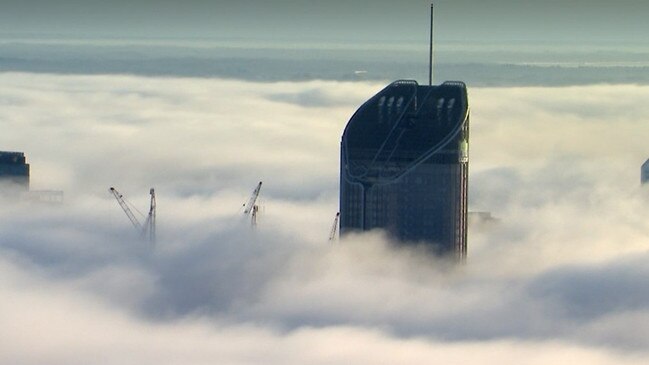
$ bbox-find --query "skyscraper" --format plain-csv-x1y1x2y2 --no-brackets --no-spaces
642,158,649,185
0,151,30,195
339,80,469,259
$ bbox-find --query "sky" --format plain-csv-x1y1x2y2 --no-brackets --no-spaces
2,73,649,364
1,0,648,43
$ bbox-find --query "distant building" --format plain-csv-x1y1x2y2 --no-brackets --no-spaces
0,151,30,194
642,159,649,185
339,80,470,259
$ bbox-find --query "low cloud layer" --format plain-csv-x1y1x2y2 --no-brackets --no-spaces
1,73,649,364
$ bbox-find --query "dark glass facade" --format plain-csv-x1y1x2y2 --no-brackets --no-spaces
0,151,30,192
340,80,469,259
643,159,649,185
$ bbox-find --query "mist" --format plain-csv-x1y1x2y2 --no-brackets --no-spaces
4,40,649,85
2,73,649,363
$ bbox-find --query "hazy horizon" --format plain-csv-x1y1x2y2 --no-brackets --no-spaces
3,37,649,86
3,1,649,86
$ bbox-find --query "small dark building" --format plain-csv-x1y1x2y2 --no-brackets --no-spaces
340,80,469,259
0,151,30,193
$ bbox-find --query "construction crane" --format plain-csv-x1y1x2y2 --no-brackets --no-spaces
329,212,340,242
109,187,156,244
109,187,142,231
243,181,262,227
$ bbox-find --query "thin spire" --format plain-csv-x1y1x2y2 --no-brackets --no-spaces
429,3,434,86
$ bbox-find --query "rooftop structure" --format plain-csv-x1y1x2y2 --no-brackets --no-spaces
339,80,469,259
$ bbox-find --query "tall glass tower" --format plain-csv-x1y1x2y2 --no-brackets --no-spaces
339,80,469,259
0,151,30,192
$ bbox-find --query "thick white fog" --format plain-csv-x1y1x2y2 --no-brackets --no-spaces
1,73,649,364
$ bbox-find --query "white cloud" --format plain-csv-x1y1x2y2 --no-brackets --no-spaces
2,73,649,363
1,257,646,365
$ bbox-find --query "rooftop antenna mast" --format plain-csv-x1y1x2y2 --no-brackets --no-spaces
429,3,434,86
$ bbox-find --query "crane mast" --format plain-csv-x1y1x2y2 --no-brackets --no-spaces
251,205,259,227
143,188,156,244
243,181,262,228
329,212,340,241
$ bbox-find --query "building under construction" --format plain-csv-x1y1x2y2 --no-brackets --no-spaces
0,151,30,195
